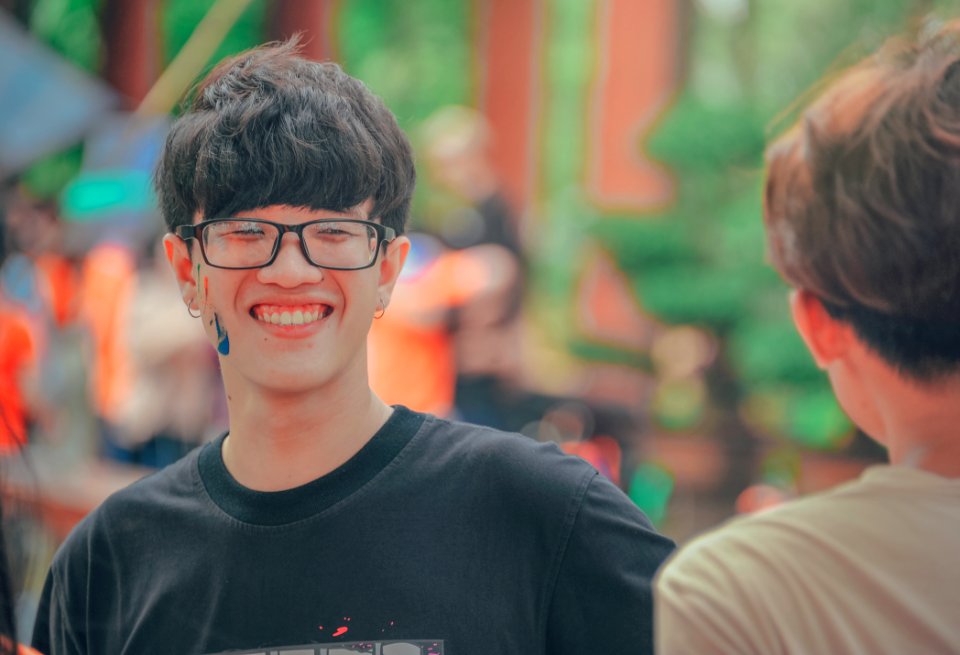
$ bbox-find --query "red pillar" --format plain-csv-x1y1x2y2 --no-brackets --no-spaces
474,0,544,217
270,0,340,62
586,0,678,212
101,0,160,108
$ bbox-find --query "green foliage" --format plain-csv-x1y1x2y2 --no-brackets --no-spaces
635,264,757,327
728,317,822,387
338,0,471,126
161,0,268,101
785,388,852,449
541,0,596,199
21,146,84,201
518,0,600,342
646,97,765,173
22,0,102,198
588,217,693,269
567,339,652,372
628,462,675,528
743,384,852,450
651,378,707,433
729,313,854,449
29,0,102,72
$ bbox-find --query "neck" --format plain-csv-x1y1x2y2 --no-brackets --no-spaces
864,367,960,478
219,371,393,491
884,401,960,478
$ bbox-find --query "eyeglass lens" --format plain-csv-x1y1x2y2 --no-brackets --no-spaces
201,220,380,269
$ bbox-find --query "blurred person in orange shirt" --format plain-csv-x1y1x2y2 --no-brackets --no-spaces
368,232,519,417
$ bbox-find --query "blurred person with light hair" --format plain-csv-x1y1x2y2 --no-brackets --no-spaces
655,20,960,655
419,105,528,430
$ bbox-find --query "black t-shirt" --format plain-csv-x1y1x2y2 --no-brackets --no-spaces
32,407,674,654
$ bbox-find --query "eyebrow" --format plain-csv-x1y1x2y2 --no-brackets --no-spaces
203,203,375,222
345,199,376,220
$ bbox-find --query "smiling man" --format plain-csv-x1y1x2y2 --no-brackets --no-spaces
31,40,674,655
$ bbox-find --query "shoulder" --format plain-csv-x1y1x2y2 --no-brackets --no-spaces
660,488,847,585
415,413,600,499
653,500,818,655
97,447,202,517
656,484,872,634
51,450,202,571
408,413,667,542
655,478,915,654
418,413,588,465
661,468,948,598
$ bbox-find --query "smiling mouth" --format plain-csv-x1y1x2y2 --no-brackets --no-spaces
251,304,333,326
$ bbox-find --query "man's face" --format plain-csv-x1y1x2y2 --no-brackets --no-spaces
164,202,408,396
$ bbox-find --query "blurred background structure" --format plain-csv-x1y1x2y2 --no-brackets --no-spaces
0,0,954,636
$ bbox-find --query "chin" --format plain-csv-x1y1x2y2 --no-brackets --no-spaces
257,371,335,395
226,356,332,394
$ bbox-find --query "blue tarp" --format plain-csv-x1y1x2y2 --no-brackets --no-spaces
0,9,115,178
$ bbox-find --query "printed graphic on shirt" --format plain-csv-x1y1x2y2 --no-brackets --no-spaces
204,640,443,654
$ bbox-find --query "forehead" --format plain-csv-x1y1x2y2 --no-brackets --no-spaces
195,199,376,224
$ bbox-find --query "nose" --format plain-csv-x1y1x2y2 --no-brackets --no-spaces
256,232,324,287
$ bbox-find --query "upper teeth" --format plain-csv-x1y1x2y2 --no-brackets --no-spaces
254,305,326,326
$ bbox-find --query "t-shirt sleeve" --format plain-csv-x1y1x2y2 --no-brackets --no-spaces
655,531,780,655
545,472,675,655
32,557,84,655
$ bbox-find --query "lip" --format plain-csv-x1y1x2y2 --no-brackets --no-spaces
248,300,335,336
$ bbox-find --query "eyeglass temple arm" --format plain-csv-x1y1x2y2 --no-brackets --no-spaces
175,225,198,239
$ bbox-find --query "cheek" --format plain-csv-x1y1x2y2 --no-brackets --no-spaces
341,273,380,313
197,275,224,340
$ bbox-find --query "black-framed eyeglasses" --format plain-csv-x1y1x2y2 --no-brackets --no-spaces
175,218,397,270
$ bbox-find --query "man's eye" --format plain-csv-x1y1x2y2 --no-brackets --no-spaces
224,224,267,238
310,225,354,238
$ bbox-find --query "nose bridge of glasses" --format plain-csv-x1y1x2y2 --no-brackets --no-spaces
274,227,314,265
255,232,323,284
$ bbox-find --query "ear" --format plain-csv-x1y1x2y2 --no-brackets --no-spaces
163,233,199,308
376,235,410,308
789,289,854,369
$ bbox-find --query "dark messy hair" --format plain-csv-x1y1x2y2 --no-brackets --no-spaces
763,20,960,380
154,37,416,235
